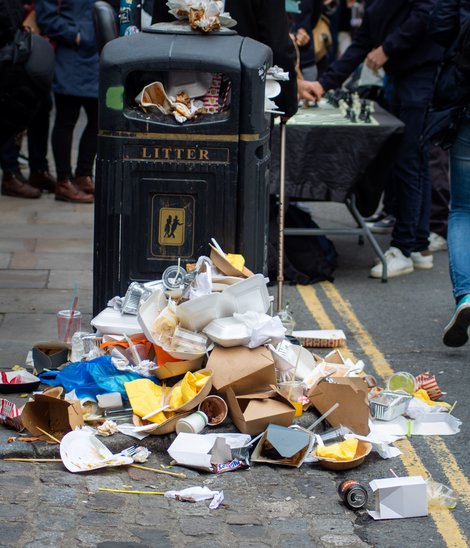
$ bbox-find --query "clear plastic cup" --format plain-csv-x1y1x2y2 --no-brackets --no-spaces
278,380,304,417
386,371,417,395
57,309,82,343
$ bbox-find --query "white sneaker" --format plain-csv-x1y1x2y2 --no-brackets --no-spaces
428,232,447,252
410,251,433,269
370,247,414,278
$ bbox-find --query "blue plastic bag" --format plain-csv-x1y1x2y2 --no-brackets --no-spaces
39,355,150,400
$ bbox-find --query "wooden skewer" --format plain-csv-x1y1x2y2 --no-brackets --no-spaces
3,458,61,462
98,488,165,495
129,464,186,478
36,427,61,444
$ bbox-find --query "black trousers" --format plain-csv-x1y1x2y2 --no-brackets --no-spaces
52,94,98,180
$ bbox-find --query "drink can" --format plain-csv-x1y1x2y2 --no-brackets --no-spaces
338,479,368,510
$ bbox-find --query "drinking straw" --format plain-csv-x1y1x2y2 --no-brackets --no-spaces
98,488,165,495
142,404,170,421
306,402,340,431
288,345,303,400
129,464,186,478
211,238,226,256
64,294,79,343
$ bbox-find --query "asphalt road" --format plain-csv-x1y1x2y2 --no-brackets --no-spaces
0,189,468,547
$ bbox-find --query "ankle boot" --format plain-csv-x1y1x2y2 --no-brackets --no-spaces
74,175,95,194
55,178,94,203
1,172,41,199
29,170,57,193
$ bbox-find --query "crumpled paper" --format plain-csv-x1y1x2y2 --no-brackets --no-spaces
167,0,236,32
135,81,205,123
164,486,224,508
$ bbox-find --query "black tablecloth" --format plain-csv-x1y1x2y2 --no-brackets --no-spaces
270,103,405,210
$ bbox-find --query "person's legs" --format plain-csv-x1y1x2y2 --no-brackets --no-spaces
52,94,94,203
52,94,82,180
73,97,98,195
28,94,56,192
429,145,450,243
442,117,470,347
0,136,41,199
390,69,435,256
75,97,98,178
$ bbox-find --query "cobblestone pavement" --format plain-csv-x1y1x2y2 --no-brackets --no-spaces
0,191,369,548
0,456,368,548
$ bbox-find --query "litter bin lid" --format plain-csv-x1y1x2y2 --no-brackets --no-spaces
144,21,237,35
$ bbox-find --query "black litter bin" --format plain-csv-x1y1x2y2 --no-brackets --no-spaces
94,25,272,314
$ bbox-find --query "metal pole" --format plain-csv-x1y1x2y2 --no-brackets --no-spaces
277,120,287,313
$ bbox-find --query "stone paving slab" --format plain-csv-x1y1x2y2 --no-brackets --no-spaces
35,239,93,254
0,270,49,289
47,270,93,291
0,289,93,314
10,252,93,271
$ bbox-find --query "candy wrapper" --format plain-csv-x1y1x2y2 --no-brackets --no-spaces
415,372,442,401
0,398,23,431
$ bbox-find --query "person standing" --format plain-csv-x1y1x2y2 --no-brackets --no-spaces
35,0,97,203
306,0,443,278
429,0,470,347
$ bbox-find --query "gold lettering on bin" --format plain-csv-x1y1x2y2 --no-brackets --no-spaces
135,146,229,163
158,207,185,246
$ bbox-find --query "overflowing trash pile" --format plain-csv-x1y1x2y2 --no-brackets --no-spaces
0,239,461,517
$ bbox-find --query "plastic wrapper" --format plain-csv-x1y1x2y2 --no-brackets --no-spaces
232,311,285,348
151,298,178,347
426,479,458,509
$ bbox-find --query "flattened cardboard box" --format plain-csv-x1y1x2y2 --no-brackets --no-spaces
21,394,83,439
206,346,276,395
226,387,296,435
251,424,314,467
308,377,370,435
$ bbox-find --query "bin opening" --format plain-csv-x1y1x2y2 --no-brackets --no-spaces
125,69,232,125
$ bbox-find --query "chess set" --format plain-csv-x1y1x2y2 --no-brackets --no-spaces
287,89,378,126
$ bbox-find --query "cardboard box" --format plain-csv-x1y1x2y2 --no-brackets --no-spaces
167,432,251,472
251,424,314,467
150,356,205,380
308,378,370,436
368,476,428,520
20,394,83,439
226,387,296,435
206,346,276,395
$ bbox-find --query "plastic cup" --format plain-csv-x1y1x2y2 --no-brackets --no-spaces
175,411,208,434
278,380,304,417
198,395,228,426
387,371,417,395
57,309,82,343
319,425,351,445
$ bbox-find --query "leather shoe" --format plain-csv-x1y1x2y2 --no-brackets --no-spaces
29,170,57,193
1,172,41,199
55,178,94,203
74,175,95,194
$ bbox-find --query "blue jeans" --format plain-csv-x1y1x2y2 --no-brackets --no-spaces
389,67,436,256
449,116,470,301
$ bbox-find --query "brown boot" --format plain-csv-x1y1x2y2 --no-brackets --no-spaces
1,172,41,199
74,175,95,194
29,170,57,193
55,178,94,203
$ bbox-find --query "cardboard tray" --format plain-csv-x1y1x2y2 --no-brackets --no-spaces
150,356,205,380
209,245,254,278
315,440,372,471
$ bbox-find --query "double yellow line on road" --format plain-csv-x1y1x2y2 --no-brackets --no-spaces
298,283,468,548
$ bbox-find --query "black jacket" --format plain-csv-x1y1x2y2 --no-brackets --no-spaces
293,0,323,68
152,0,298,118
319,0,443,90
429,0,470,47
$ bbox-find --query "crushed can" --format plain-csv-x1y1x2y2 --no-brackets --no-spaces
338,479,368,510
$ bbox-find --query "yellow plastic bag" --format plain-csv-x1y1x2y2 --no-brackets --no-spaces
169,371,210,409
315,438,359,461
414,389,451,408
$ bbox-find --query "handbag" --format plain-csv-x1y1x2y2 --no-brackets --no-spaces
424,19,470,149
313,14,332,63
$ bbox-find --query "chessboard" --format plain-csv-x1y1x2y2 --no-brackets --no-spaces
285,90,378,127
